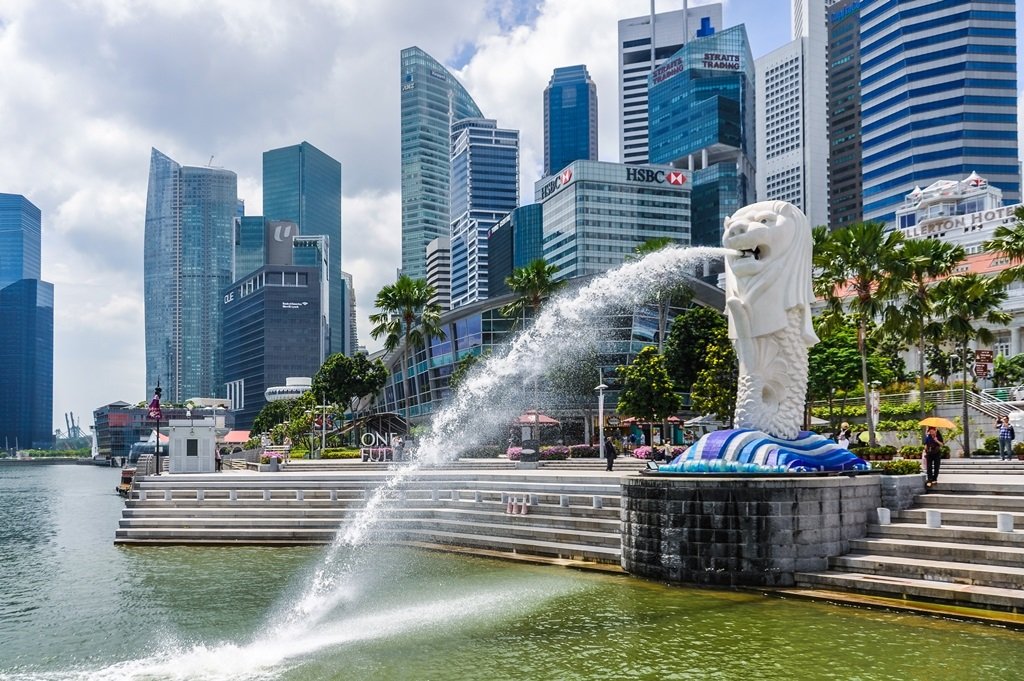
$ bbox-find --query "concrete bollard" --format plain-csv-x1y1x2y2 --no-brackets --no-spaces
196,489,205,501
452,489,460,501
296,490,304,501
329,489,337,502
997,512,1014,533
474,490,482,503
519,496,528,515
431,488,439,502
529,493,538,506
263,489,272,502
229,489,237,502
501,492,508,504
139,489,146,501
592,495,603,509
164,489,172,502
876,507,891,525
926,509,941,528
560,494,569,508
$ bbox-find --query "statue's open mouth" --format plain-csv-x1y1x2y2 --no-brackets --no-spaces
738,246,762,260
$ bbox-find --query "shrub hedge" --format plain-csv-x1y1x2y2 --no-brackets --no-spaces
871,459,922,475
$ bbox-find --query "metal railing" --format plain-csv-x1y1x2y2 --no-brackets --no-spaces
811,389,1023,421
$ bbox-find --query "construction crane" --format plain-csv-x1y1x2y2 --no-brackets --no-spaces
64,412,85,440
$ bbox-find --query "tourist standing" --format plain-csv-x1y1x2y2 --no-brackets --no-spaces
923,426,944,488
604,436,617,471
996,416,1015,460
836,422,852,449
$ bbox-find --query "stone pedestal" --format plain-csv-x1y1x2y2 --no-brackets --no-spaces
621,474,880,587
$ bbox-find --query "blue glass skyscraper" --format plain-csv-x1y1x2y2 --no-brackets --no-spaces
0,193,53,450
263,141,343,355
648,24,756,246
543,65,598,177
400,47,484,282
144,148,237,403
487,204,544,299
449,118,519,308
860,0,1019,224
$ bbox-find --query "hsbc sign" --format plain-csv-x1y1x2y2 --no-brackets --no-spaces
540,168,574,199
625,167,687,186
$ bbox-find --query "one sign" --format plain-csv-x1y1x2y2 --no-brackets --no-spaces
606,415,621,427
975,350,994,363
975,362,991,378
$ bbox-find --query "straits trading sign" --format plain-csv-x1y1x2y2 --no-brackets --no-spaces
899,202,1022,238
702,52,741,70
653,57,684,84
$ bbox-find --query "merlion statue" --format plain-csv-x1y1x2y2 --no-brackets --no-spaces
723,201,818,439
657,200,866,473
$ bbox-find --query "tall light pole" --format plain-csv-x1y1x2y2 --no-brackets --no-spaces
595,383,608,452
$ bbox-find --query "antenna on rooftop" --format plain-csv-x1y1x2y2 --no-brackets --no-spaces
208,155,215,166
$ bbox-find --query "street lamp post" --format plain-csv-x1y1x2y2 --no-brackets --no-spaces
595,383,608,452
949,354,959,385
148,382,162,477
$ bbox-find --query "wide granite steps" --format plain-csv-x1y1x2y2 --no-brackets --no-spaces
846,536,1024,568
794,571,1024,612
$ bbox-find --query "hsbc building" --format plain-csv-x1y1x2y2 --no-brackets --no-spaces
533,160,691,281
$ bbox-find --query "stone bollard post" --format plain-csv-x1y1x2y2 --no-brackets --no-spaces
997,512,1014,533
229,489,237,502
164,489,172,502
876,507,891,525
592,495,603,509
296,490,304,501
398,489,406,504
263,489,272,502
501,492,508,504
507,496,515,514
330,489,337,502
560,494,569,508
431,488,439,502
529,493,538,506
196,489,205,501
139,489,146,501
519,496,528,515
925,509,941,528
474,490,482,503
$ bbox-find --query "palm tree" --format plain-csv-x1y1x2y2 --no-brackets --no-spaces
369,275,445,425
983,206,1024,285
629,237,692,352
499,258,564,328
814,222,907,446
932,274,1010,456
886,238,966,419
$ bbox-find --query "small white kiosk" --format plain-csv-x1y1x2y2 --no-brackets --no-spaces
168,418,217,473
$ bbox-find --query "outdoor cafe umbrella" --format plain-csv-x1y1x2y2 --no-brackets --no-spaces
517,411,559,425
919,417,956,429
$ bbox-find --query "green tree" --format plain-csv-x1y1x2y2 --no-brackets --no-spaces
690,328,738,426
251,399,295,436
807,322,863,430
925,344,963,386
369,275,446,424
616,346,681,424
662,305,728,391
983,206,1024,285
310,353,388,408
814,222,907,445
499,258,565,328
932,274,1011,455
992,354,1024,388
885,237,965,418
449,351,485,393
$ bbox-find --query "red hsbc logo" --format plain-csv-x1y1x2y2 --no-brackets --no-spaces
560,168,573,184
541,167,575,199
666,171,686,186
625,167,688,186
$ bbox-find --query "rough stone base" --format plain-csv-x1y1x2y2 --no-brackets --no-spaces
621,474,881,587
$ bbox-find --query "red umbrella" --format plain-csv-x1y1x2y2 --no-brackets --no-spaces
517,410,560,425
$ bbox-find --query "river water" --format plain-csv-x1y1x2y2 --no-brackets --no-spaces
1,464,1022,680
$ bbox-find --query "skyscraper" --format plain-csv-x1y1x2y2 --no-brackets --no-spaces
860,0,1019,224
826,0,863,228
144,148,237,403
648,24,756,247
263,141,343,355
340,271,359,356
234,215,267,281
425,237,452,311
543,65,598,176
487,204,544,299
0,193,53,450
449,118,519,308
755,0,829,229
618,4,722,165
400,46,484,281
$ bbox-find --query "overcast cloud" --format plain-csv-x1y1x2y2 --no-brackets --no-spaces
0,0,1020,433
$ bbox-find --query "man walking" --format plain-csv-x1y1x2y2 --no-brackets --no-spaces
997,416,1015,460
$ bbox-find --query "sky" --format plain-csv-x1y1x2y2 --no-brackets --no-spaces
0,0,1021,435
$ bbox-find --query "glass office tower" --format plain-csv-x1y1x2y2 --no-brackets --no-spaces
144,148,237,403
0,194,53,450
860,0,1019,224
543,65,598,176
263,141,342,355
648,24,756,247
449,118,519,308
487,204,544,299
400,47,484,281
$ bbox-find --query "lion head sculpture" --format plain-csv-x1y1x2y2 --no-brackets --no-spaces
723,200,818,346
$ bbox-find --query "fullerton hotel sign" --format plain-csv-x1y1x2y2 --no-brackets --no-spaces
899,203,1022,238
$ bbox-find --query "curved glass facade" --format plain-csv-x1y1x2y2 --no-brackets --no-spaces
400,47,484,281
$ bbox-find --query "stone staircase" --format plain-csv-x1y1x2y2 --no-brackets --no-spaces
115,470,624,564
796,472,1024,613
